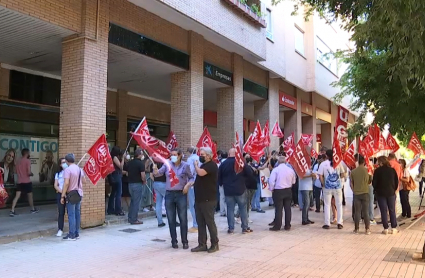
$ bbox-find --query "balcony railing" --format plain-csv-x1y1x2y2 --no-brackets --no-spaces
222,0,267,28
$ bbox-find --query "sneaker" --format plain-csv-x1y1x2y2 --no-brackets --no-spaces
337,224,343,229
382,229,389,235
370,220,377,225
56,230,63,237
353,229,359,234
188,227,198,233
220,214,226,217
366,229,371,235
158,223,166,227
322,225,330,230
143,208,150,212
9,211,16,217
30,208,39,213
75,233,80,239
256,209,265,213
227,229,234,234
242,228,253,234
390,228,398,235
62,234,76,241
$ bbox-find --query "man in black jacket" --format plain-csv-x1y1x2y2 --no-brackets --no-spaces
218,148,253,234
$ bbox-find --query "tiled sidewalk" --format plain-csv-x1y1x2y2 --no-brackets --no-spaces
2,195,425,278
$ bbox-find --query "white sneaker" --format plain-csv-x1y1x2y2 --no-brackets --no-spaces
370,220,377,225
390,228,398,235
235,218,241,224
382,229,389,235
56,230,63,237
143,208,150,212
248,219,253,223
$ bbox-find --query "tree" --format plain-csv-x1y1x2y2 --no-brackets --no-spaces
272,0,425,143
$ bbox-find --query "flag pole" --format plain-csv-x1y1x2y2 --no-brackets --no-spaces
77,153,88,166
124,117,145,154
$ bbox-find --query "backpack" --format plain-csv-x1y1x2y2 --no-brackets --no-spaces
325,169,340,189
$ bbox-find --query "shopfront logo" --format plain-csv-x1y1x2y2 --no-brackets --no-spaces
203,62,233,86
96,143,109,167
279,92,297,110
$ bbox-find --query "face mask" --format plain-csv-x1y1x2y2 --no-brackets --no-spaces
199,156,206,163
246,158,252,163
126,154,131,160
62,163,68,169
170,156,178,163
141,155,145,160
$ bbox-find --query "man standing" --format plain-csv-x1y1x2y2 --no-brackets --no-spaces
186,147,219,253
10,148,38,216
350,154,372,234
218,148,253,234
186,147,199,233
299,168,315,225
269,156,296,231
388,153,402,183
61,153,83,240
127,149,146,225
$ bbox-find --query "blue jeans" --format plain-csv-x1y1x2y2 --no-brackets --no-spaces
188,187,197,228
225,191,248,231
128,183,143,223
300,190,312,223
298,190,303,209
107,172,123,214
251,182,261,210
153,181,166,225
165,190,188,244
66,200,81,237
369,185,375,220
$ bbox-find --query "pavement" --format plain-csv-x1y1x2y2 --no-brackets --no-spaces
2,194,425,278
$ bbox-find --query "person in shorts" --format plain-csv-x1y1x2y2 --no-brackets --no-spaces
10,148,38,216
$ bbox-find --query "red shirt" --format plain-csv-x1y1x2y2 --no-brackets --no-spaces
389,159,402,182
16,158,31,184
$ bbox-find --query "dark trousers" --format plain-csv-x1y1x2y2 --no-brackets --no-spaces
56,193,66,231
195,200,219,247
377,195,397,229
107,173,123,214
313,186,322,211
272,188,292,229
291,182,299,205
420,179,424,196
399,190,412,217
353,193,370,230
128,183,143,223
165,190,188,245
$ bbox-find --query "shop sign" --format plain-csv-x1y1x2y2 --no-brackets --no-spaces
204,62,233,86
0,134,58,186
316,134,322,143
244,79,268,99
279,92,297,110
301,102,313,116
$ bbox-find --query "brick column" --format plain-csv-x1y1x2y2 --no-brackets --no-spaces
171,31,204,149
254,77,279,151
217,53,244,151
59,0,109,228
116,90,128,148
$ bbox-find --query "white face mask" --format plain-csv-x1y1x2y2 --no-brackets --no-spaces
126,154,131,160
170,156,178,163
141,155,145,160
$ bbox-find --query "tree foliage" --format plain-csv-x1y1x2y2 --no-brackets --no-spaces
272,0,425,143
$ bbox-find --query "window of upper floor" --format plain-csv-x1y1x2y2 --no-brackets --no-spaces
294,25,305,57
265,8,273,41
316,36,338,76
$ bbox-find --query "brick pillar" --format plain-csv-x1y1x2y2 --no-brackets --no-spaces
59,0,109,228
254,77,279,151
171,31,204,149
116,90,128,148
0,67,9,98
321,123,332,149
217,53,244,151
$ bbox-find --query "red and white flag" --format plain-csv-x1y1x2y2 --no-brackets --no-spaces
310,148,318,159
332,136,343,169
282,132,295,159
166,131,178,152
386,133,400,153
131,118,171,159
343,141,356,170
262,120,271,147
372,124,381,151
196,127,218,162
145,144,179,187
271,120,284,138
290,139,312,179
335,106,349,152
301,134,314,146
243,134,265,163
86,134,114,179
234,132,245,174
408,132,424,156
83,156,101,185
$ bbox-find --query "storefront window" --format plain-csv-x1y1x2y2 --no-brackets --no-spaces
0,119,58,137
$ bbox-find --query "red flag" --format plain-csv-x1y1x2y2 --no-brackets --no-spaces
134,117,150,138
166,131,178,152
310,148,318,159
386,133,400,153
373,124,381,150
363,128,376,155
132,132,171,159
282,132,295,159
196,127,218,162
343,141,356,170
243,134,265,162
87,134,114,178
262,120,271,147
332,137,343,169
251,121,266,150
234,132,245,174
290,139,312,179
301,134,314,146
378,133,391,151
83,156,102,185
335,106,349,152
271,120,284,138
145,144,179,187
407,132,425,156
359,139,371,158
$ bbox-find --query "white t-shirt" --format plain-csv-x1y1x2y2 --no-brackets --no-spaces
55,171,65,191
317,160,346,189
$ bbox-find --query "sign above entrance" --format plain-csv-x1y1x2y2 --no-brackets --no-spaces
301,102,313,116
244,79,268,99
279,92,297,110
203,62,233,86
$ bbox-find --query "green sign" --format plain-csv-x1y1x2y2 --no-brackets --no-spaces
203,62,233,86
243,79,268,99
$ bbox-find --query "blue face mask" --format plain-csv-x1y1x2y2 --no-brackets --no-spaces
62,163,68,169
170,156,178,163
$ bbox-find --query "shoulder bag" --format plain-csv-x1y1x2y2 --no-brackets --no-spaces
66,169,82,204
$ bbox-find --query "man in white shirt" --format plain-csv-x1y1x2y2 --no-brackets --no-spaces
268,156,296,231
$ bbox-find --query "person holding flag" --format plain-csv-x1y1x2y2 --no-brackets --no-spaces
152,148,194,250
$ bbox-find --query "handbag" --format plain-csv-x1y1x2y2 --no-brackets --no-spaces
66,169,82,204
0,173,9,208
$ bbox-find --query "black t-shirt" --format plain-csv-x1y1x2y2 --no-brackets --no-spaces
194,161,218,203
122,162,129,184
150,163,166,182
127,159,145,184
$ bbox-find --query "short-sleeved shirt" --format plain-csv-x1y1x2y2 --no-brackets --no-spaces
299,170,313,191
317,160,345,189
150,163,166,182
127,159,145,184
312,163,322,188
350,165,371,195
194,160,218,203
55,171,65,191
64,164,83,196
16,158,31,184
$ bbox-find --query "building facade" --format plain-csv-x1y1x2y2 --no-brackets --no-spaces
0,0,356,227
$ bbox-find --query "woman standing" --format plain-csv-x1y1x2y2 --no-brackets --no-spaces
53,158,67,237
107,147,125,216
0,149,16,185
121,154,131,211
373,156,399,235
399,159,412,218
